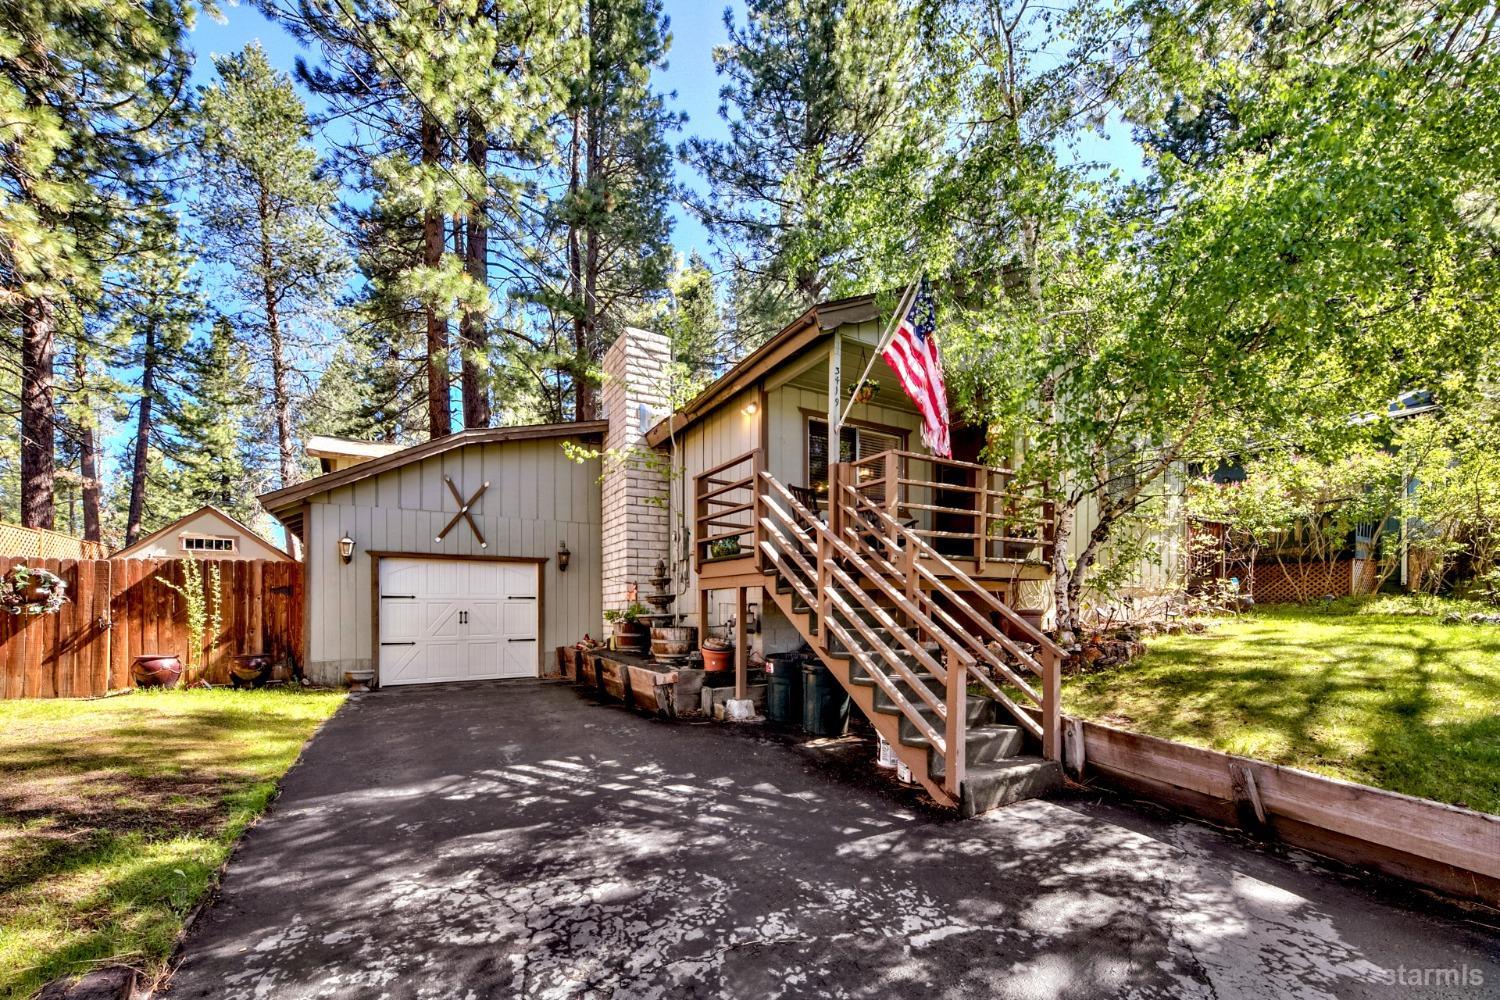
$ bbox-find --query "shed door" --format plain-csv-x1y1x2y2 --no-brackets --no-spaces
378,559,538,685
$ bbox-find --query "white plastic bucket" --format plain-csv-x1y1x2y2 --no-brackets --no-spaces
875,734,897,769
896,760,914,785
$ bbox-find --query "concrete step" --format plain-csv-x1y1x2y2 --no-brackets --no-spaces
959,757,1063,817
887,696,993,742
920,725,1027,776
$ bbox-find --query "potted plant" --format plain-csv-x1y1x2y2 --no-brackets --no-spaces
708,536,742,559
849,377,879,405
701,635,733,672
604,602,650,653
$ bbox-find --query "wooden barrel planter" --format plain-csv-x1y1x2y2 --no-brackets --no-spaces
650,626,696,659
132,654,183,689
612,621,648,655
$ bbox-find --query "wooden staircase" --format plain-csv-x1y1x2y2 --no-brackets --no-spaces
756,469,1065,815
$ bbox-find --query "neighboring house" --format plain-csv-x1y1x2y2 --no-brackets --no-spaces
257,297,1117,810
114,505,294,563
306,434,406,474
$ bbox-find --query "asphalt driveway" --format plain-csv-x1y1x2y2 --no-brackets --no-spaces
165,681,1499,999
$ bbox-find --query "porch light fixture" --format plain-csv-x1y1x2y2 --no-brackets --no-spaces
338,533,355,564
742,400,759,416
557,540,571,572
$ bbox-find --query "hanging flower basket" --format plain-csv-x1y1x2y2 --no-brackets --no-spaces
0,564,67,616
849,378,879,405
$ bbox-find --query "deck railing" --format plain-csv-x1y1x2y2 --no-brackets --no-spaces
692,449,762,570
847,450,1056,570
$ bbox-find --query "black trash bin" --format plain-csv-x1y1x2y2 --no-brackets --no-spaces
802,661,850,737
765,654,804,726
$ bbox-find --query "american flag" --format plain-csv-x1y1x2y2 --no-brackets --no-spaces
881,276,951,457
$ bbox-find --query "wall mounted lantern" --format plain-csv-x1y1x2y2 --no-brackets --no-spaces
742,400,760,416
338,533,355,564
557,540,571,572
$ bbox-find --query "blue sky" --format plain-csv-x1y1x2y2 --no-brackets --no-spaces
190,1,736,263
189,2,1147,271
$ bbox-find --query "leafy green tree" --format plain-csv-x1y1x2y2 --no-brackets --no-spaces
197,43,348,488
934,0,1497,635
1,0,199,527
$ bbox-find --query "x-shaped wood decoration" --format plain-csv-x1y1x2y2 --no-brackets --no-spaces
436,476,490,548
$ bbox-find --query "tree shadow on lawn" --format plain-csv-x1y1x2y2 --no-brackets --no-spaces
0,701,333,1000
1074,617,1500,811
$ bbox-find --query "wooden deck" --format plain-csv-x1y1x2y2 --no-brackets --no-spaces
691,448,1055,592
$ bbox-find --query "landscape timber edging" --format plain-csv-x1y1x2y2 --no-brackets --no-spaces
1063,716,1500,908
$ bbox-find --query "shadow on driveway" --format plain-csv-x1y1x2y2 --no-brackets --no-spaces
164,681,1499,999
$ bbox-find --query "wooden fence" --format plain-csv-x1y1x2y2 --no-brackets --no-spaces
0,558,303,699
0,522,107,560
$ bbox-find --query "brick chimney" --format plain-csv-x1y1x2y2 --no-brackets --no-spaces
600,326,670,613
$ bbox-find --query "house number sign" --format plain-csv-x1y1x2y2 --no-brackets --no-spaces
436,476,490,548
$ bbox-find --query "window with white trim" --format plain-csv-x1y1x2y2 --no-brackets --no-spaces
181,534,236,553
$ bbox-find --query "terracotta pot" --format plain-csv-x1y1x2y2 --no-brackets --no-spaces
701,645,733,672
230,654,274,689
132,654,183,689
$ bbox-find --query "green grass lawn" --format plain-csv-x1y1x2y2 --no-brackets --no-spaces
0,687,345,1000
1064,597,1500,815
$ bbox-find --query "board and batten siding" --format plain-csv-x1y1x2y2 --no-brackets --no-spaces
301,437,602,685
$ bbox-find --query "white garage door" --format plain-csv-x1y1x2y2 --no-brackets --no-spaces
377,558,539,685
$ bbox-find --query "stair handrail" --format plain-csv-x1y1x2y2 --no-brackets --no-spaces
835,508,1047,743
838,483,1064,760
756,509,949,724
760,470,974,791
755,526,949,750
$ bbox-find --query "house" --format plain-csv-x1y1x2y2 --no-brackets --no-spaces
258,297,1084,813
114,504,295,562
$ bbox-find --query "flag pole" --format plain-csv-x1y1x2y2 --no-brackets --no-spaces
835,275,920,432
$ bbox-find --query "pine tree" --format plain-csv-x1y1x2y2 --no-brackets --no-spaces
167,317,258,521
683,0,921,318
550,0,678,419
277,0,580,440
197,43,347,488
108,236,201,546
1,0,199,528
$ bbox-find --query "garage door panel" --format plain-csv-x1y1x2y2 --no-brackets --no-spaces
501,602,535,635
423,602,462,639
381,603,422,640
467,600,502,633
377,558,538,686
501,638,537,678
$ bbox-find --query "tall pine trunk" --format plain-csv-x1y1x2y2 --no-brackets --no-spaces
567,105,594,422
460,120,491,429
75,349,101,542
422,113,451,438
126,321,159,546
20,296,56,530
259,195,296,487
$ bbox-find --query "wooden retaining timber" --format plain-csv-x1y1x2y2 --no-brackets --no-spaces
0,557,303,698
567,648,679,719
1065,718,1500,906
